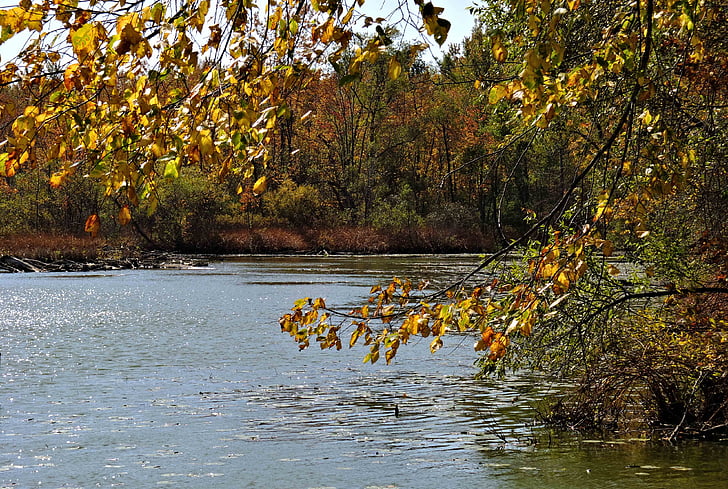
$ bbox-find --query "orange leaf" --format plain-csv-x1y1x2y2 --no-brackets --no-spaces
118,205,132,226
63,63,80,91
84,214,100,238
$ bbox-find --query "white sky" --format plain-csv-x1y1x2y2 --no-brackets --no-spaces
359,0,476,53
0,0,477,65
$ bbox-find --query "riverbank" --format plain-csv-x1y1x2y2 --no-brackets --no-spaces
0,226,494,264
0,252,208,273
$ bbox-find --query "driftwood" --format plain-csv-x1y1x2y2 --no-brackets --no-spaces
0,253,208,273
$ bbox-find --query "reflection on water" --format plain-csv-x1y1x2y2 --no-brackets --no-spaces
1,256,727,488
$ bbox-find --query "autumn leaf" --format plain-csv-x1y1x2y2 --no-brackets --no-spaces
388,57,402,80
115,22,143,56
63,63,80,91
491,35,508,63
49,171,67,188
118,205,132,226
488,84,508,104
71,23,101,59
341,6,355,25
84,214,100,238
253,176,268,195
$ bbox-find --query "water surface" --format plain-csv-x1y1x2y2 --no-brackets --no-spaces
1,255,726,488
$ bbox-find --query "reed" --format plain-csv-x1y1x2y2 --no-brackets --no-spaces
0,233,105,261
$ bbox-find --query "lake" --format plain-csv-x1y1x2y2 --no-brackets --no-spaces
2,255,727,488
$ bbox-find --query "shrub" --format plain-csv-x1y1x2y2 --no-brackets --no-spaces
425,201,481,230
137,169,237,250
261,179,331,227
370,184,423,231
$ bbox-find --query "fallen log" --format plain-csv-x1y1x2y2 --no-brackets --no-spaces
0,255,47,272
0,253,208,273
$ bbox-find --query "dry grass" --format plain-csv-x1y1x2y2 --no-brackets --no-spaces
0,233,146,262
0,233,107,261
217,226,492,254
0,226,493,259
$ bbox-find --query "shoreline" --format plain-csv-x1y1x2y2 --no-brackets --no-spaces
0,227,496,270
0,251,210,273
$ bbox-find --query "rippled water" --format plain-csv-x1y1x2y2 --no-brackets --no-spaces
1,255,727,488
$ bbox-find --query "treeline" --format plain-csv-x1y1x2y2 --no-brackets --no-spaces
0,28,577,253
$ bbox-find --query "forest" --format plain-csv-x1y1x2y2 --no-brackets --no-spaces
1,0,726,438
0,29,536,255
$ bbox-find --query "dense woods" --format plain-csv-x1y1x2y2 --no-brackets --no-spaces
1,0,727,438
0,31,545,253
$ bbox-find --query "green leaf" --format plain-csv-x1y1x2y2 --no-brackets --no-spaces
163,158,179,179
338,73,361,86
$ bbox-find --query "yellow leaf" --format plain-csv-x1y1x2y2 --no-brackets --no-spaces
0,7,25,32
164,158,179,179
430,336,443,353
488,84,508,104
385,348,396,364
554,271,570,291
71,23,99,59
520,319,533,337
199,132,214,156
50,171,67,188
491,35,508,63
0,153,8,177
341,6,355,25
387,57,402,80
252,176,267,195
118,205,132,226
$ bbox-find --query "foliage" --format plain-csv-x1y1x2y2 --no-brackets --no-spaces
261,178,329,227
278,0,728,437
135,167,238,250
370,184,423,231
0,0,450,212
2,0,726,437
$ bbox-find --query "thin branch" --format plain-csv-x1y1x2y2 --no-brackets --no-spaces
438,126,537,186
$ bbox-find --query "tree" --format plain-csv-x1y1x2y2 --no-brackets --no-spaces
279,0,728,438
3,0,726,437
0,0,451,226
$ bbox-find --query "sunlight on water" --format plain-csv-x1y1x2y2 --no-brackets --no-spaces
1,256,726,488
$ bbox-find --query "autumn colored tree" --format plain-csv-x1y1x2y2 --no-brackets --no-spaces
3,0,727,436
280,0,728,437
1,0,451,230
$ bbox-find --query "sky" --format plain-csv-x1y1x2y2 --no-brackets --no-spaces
359,0,477,53
0,0,478,65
